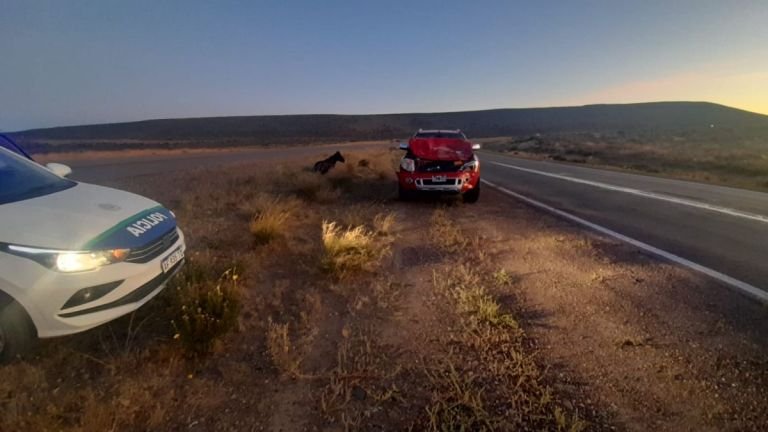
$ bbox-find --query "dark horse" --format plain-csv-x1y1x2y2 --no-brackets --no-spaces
313,151,345,174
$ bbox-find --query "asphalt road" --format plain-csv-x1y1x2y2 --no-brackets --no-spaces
480,152,768,297
66,144,768,298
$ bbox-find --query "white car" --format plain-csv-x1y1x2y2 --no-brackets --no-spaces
0,147,185,361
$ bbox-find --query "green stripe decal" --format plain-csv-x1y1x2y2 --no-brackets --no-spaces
82,205,164,250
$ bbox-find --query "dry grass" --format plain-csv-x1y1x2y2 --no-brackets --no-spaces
284,169,341,203
328,206,396,236
332,204,369,228
425,363,495,431
266,320,303,378
321,221,388,277
424,223,588,431
33,146,261,164
372,211,396,236
0,304,197,430
170,258,242,357
429,208,468,252
427,265,587,431
434,266,518,329
348,280,403,318
492,269,514,287
372,279,402,311
331,149,400,181
324,149,400,202
483,131,768,192
247,194,301,244
0,363,177,430
319,328,401,425
0,148,599,431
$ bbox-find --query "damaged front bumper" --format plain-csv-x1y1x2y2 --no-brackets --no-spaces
398,171,479,193
414,177,466,192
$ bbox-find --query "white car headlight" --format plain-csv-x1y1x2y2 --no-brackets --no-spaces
400,158,416,172
5,245,130,273
55,250,129,272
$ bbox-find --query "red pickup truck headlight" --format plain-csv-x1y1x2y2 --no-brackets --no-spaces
460,160,479,172
400,158,416,172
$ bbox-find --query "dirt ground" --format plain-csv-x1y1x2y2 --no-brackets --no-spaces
31,140,390,164
472,189,768,431
2,148,767,431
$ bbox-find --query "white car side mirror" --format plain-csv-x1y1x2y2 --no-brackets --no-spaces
398,141,409,150
472,143,481,150
46,162,72,177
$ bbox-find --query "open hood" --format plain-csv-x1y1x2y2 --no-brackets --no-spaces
408,138,474,161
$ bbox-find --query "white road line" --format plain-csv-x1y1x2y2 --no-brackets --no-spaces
481,179,768,303
489,161,768,224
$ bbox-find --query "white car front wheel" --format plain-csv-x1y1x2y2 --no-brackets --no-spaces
0,300,36,363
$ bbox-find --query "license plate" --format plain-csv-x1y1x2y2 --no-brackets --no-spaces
432,175,447,182
161,247,184,273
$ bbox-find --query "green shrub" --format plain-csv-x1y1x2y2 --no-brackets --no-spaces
170,260,242,356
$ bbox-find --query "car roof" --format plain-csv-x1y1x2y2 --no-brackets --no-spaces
0,134,33,160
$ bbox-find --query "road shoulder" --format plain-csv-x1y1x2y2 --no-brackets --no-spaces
473,187,768,431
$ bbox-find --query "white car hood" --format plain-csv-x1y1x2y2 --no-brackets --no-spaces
0,182,165,250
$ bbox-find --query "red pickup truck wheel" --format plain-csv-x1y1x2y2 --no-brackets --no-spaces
398,185,415,201
462,182,480,203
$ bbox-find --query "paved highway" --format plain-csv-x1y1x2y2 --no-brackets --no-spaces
66,144,768,299
480,152,768,299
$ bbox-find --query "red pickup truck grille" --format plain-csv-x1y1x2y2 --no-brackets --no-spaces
416,159,462,173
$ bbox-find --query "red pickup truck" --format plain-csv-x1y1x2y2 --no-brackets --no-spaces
397,129,481,203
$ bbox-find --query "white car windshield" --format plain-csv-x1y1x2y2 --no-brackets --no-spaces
0,148,75,205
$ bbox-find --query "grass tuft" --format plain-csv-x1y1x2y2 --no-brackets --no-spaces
425,363,494,431
429,263,587,431
437,266,518,329
372,211,396,236
429,208,468,252
492,269,514,287
321,221,387,277
266,320,303,377
170,259,242,357
248,194,300,244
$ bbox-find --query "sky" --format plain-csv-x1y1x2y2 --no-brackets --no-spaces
1,0,767,131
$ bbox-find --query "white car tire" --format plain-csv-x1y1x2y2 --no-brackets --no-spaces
0,300,36,363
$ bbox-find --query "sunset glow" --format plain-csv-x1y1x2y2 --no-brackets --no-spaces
2,1,767,130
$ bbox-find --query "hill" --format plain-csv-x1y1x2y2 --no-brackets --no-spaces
10,102,768,152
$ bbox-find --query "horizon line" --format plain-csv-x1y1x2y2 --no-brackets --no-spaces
7,100,767,134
